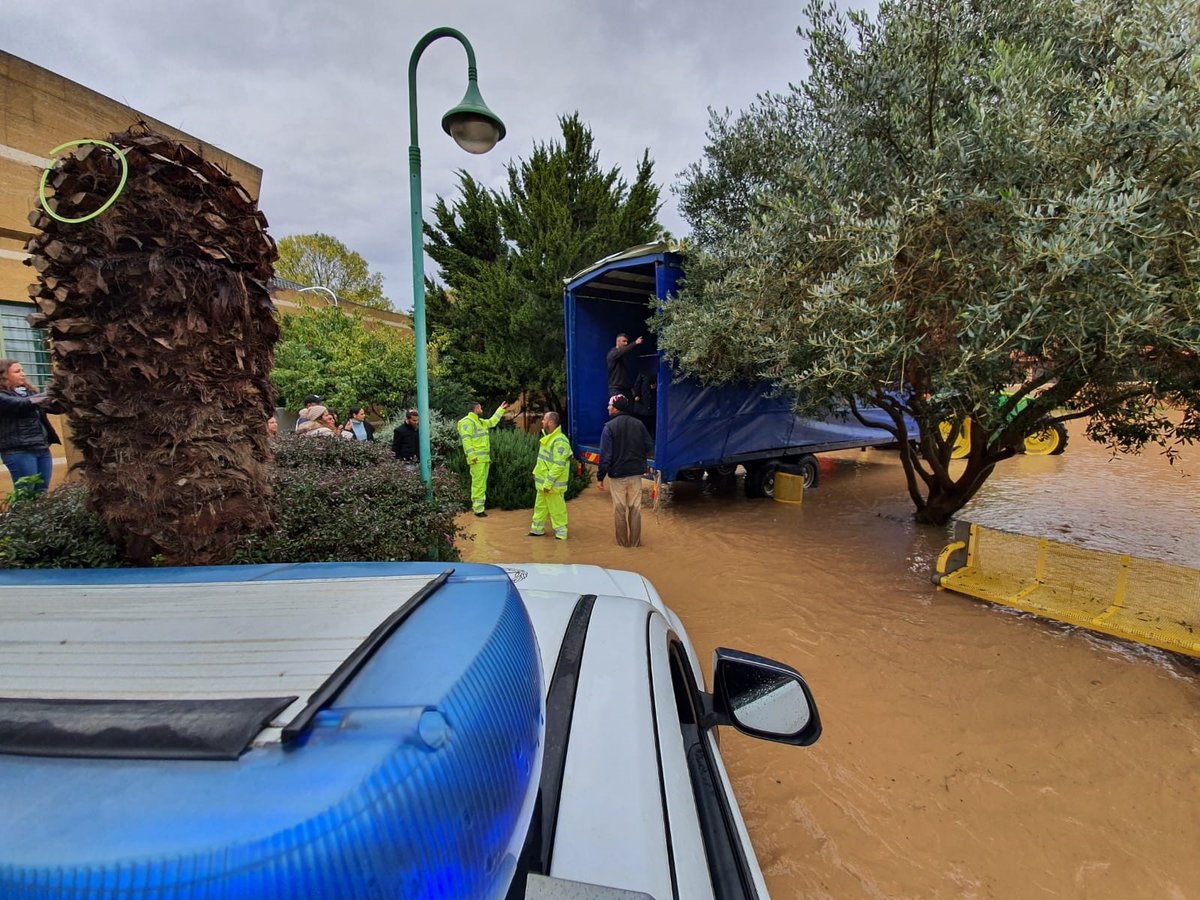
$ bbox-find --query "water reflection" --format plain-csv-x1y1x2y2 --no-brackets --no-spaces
462,420,1200,897
964,432,1197,566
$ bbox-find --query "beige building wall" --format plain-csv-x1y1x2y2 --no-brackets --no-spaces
0,51,263,494
1,51,263,296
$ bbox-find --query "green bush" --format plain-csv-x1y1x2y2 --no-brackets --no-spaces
232,434,467,563
0,437,469,568
270,431,395,472
446,425,592,510
0,483,121,569
429,413,463,466
374,418,399,448
375,411,460,468
429,376,476,419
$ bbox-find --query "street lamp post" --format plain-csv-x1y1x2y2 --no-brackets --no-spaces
408,27,506,496
297,285,339,307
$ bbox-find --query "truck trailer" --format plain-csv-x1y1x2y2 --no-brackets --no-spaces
564,242,909,497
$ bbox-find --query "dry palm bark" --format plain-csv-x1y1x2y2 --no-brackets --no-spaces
25,127,279,566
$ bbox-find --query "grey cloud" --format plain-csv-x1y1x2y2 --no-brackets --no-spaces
4,0,874,308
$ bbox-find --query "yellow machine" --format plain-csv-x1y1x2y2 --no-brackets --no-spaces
937,417,1068,459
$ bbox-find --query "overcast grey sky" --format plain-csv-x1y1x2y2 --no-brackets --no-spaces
4,0,864,310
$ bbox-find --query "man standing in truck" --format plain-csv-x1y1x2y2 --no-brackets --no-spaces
606,333,644,399
596,394,654,547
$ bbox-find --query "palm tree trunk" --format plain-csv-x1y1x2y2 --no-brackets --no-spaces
26,127,279,565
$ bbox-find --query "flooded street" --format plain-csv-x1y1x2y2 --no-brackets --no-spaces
460,421,1199,898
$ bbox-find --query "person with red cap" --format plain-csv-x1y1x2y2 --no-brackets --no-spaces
596,393,654,547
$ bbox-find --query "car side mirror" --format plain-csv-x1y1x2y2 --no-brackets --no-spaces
707,648,821,747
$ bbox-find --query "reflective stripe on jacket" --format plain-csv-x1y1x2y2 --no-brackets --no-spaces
532,426,572,493
457,406,505,461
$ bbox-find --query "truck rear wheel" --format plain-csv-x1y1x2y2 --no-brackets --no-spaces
744,461,780,499
706,463,737,484
789,454,819,489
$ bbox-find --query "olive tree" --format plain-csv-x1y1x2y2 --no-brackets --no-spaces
662,0,1200,525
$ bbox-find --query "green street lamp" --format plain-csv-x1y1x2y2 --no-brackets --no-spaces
408,27,506,496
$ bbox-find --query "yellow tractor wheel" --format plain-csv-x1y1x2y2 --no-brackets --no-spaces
937,418,972,459
1022,420,1068,455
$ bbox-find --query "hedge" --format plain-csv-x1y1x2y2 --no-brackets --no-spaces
0,436,468,568
0,484,121,569
231,435,466,564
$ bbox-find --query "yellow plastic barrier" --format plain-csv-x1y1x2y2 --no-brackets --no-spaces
934,522,1200,658
773,471,805,504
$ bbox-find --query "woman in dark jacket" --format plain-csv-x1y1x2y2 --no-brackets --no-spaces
0,359,59,493
341,406,376,442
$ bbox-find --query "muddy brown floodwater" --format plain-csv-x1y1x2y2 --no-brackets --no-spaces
459,420,1199,898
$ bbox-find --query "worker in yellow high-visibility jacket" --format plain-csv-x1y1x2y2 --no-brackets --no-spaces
529,411,572,540
458,400,509,516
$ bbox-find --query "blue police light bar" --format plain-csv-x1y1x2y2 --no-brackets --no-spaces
0,562,544,899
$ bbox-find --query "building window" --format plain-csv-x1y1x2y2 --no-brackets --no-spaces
0,302,52,388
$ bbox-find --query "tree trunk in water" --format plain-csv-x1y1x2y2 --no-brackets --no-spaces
26,127,279,566
913,488,966,526
901,438,1005,527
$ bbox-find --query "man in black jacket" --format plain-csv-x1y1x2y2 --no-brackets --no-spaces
596,394,654,547
392,409,419,461
606,333,644,399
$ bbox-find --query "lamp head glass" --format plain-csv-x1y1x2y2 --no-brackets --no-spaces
441,81,505,154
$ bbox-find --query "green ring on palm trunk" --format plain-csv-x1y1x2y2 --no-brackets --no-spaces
38,139,129,224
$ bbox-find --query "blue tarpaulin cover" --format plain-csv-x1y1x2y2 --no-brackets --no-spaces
564,244,912,480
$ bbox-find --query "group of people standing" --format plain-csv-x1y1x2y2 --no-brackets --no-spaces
455,332,654,548
291,394,377,442
280,327,655,546
454,399,575,540
274,397,421,465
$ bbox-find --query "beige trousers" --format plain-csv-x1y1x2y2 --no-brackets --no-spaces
608,475,644,547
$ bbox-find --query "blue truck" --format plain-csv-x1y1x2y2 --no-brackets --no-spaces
564,242,907,497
